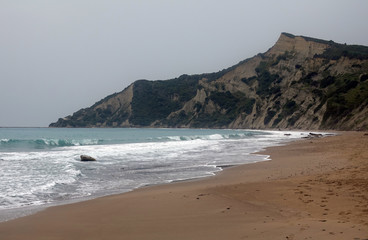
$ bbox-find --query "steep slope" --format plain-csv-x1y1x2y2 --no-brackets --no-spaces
50,33,368,130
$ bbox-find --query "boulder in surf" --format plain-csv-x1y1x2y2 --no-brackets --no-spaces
80,155,96,161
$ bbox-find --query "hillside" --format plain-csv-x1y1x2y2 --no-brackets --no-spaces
50,33,368,130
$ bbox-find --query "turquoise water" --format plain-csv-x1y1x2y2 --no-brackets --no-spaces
0,128,263,151
0,128,307,221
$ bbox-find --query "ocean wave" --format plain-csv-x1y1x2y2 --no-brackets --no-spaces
0,130,263,152
0,138,103,150
152,132,258,142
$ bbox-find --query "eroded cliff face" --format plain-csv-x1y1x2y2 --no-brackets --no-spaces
266,33,328,58
52,84,134,127
50,33,368,130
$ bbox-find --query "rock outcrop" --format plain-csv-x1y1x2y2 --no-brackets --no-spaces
80,155,96,161
50,33,368,130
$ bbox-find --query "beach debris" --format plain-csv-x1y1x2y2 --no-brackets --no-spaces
80,155,96,161
309,132,323,138
302,132,324,139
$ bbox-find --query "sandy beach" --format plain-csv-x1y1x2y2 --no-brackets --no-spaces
0,131,367,240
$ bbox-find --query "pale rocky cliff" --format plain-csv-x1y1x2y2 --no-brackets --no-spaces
266,33,328,58
50,33,368,130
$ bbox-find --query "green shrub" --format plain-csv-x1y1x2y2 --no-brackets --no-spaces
130,77,199,126
320,76,336,88
255,61,282,95
314,43,368,60
264,110,276,125
361,74,368,81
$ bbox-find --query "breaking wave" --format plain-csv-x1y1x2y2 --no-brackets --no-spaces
150,132,258,142
0,131,264,152
0,138,104,151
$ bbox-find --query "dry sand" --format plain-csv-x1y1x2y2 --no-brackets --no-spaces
0,132,367,240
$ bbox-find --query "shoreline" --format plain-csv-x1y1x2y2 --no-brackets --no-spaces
0,129,293,222
0,131,367,239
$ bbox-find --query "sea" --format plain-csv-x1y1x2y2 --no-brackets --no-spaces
0,127,309,222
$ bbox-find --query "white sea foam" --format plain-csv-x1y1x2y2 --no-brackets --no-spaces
0,128,320,222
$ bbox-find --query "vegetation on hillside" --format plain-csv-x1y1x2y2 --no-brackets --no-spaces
321,72,368,127
315,43,368,60
130,75,199,126
49,33,368,130
189,91,255,128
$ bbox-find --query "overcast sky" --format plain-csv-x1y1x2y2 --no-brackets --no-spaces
1,0,367,127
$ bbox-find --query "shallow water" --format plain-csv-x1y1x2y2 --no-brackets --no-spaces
0,128,308,221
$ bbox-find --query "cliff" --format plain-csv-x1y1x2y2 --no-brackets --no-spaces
50,33,368,130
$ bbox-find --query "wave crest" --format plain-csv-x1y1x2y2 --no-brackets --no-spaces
153,132,257,142
0,138,103,151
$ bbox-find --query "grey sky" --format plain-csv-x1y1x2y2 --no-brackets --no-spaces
1,0,367,127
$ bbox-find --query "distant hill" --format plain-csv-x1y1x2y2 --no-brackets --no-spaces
50,33,368,130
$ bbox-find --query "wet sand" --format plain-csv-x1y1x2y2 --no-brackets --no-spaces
0,132,367,239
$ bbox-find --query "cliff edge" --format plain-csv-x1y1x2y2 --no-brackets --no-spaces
50,33,368,130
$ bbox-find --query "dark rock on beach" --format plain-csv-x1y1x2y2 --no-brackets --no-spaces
309,133,323,138
80,155,96,161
